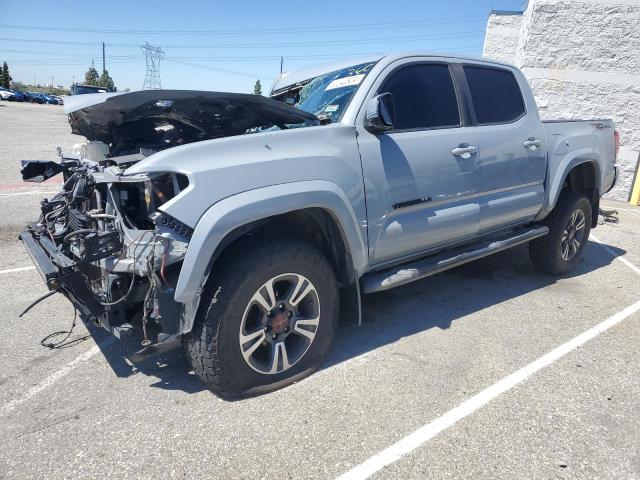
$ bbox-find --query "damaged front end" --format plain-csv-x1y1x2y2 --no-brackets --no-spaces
20,153,191,355
19,89,318,359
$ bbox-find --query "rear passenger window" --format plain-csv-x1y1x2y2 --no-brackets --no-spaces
464,66,525,124
380,64,460,130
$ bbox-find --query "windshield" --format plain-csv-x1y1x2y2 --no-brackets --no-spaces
272,61,376,122
72,85,109,95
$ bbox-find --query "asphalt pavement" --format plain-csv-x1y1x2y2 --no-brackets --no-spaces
1,101,639,479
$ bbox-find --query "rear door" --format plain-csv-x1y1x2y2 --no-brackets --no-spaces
356,60,481,265
461,63,547,233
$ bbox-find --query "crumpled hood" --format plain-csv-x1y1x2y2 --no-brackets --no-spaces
64,89,319,154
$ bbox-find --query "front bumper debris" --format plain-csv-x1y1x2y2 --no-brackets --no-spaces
19,226,105,321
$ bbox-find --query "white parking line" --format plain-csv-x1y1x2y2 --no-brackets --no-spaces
0,340,114,417
336,242,640,480
591,234,640,276
0,189,59,198
0,266,35,275
336,298,640,480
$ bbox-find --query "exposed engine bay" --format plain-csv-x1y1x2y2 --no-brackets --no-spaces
21,149,192,345
19,90,319,351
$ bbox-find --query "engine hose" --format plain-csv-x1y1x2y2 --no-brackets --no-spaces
98,272,137,306
63,229,96,244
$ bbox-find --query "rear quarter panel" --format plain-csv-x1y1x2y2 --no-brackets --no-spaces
538,119,615,218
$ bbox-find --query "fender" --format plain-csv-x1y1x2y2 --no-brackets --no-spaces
172,180,368,332
537,148,602,220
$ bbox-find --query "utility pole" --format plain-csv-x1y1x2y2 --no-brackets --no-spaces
280,56,284,74
102,42,106,73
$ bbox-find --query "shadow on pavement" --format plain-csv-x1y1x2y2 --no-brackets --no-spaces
323,240,625,369
84,239,625,395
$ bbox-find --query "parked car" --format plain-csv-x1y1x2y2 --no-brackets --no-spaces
51,95,64,105
0,89,16,101
20,53,618,398
2,88,24,102
27,92,45,104
42,94,59,105
8,90,26,101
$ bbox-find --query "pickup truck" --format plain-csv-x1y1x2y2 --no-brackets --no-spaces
20,53,618,398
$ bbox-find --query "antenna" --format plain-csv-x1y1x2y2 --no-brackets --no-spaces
141,42,165,90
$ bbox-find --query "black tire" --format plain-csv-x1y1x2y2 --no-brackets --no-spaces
184,236,338,399
529,191,592,274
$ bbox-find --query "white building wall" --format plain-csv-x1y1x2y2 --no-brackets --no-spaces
482,13,523,64
484,0,640,201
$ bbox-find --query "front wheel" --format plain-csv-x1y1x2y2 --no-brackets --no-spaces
184,237,338,399
529,191,592,274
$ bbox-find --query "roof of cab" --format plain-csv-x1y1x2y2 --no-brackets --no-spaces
269,52,516,94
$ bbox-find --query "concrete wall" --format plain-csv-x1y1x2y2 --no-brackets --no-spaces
482,12,523,65
483,0,640,201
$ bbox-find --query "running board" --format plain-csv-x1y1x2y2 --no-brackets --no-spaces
362,226,549,294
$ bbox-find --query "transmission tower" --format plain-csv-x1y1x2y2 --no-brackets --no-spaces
141,42,165,90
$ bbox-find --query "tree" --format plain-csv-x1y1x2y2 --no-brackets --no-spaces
98,69,116,91
253,79,262,96
84,61,99,86
1,62,11,89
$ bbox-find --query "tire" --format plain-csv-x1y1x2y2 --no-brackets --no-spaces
529,191,592,274
184,236,338,399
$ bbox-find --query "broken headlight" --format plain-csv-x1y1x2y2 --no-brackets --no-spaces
143,173,189,213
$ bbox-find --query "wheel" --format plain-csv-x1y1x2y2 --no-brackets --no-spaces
184,237,338,399
529,191,592,274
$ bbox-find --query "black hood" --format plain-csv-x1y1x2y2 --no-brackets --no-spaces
65,90,319,154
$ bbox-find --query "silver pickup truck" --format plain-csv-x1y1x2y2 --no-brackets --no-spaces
20,53,618,398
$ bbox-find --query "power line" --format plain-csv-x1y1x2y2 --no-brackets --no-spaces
0,48,139,59
6,59,141,65
108,32,486,49
0,16,486,36
0,31,485,50
165,47,481,62
164,59,276,80
0,37,103,46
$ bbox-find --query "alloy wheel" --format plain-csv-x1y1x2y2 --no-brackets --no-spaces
560,208,586,261
239,273,320,374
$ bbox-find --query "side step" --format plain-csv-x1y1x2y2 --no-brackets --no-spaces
362,226,549,294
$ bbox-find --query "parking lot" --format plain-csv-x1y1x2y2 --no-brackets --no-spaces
1,100,639,479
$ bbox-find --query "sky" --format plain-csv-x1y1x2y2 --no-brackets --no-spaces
1,0,524,94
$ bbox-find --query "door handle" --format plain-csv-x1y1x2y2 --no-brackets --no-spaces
523,138,541,150
451,145,478,159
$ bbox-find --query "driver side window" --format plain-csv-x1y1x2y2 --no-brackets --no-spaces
380,63,460,131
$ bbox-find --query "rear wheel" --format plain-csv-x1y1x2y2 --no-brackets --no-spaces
529,191,592,274
184,237,338,399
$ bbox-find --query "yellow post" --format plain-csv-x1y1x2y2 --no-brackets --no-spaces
631,172,640,206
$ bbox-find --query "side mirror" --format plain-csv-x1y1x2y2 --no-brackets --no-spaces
364,93,395,134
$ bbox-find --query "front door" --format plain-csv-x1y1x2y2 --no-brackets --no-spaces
356,61,481,266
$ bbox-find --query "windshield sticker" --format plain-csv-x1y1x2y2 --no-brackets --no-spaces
324,105,339,113
325,74,365,91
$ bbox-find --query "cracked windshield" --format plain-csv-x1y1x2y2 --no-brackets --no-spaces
283,61,376,122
